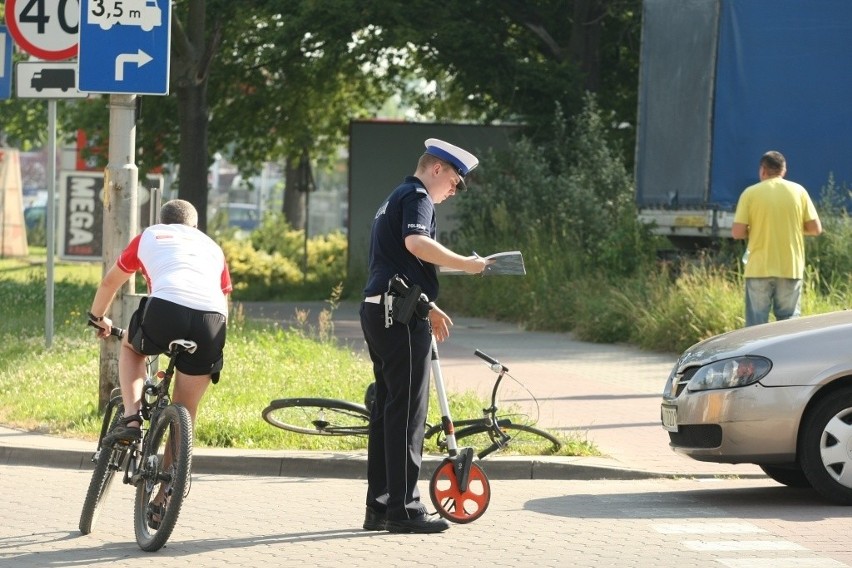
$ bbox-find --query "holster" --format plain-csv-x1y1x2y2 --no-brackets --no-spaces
386,275,431,326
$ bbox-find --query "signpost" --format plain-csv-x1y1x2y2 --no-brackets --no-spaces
78,0,172,94
0,26,12,99
4,0,82,347
4,0,79,60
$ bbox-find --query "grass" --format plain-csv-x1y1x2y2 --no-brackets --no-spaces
0,253,593,457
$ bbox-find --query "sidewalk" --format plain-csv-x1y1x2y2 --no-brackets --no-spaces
0,300,766,481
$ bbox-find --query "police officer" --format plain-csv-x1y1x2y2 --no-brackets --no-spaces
360,138,490,534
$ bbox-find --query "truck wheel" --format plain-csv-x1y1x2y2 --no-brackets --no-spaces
800,387,852,504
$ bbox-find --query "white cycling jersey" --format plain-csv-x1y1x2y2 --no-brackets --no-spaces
117,223,232,316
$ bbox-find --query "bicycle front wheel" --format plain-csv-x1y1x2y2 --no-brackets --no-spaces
79,397,127,535
134,404,193,552
456,421,562,459
262,398,371,436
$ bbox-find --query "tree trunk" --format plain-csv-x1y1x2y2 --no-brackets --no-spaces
176,82,210,231
282,148,314,229
569,0,605,92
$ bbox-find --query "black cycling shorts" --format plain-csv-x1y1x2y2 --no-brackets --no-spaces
128,296,227,384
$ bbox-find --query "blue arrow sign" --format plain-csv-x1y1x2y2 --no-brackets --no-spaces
0,26,12,100
77,0,171,95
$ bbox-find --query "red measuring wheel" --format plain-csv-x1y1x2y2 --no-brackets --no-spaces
429,458,491,523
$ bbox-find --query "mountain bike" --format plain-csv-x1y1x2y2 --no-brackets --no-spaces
78,322,196,552
262,344,561,523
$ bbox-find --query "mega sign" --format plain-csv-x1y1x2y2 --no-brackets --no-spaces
59,171,159,260
61,171,106,258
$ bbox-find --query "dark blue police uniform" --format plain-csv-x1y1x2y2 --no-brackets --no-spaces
360,175,437,523
359,137,478,534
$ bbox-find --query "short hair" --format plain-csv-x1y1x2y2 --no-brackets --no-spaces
417,152,443,170
760,151,786,175
417,152,459,176
159,199,198,226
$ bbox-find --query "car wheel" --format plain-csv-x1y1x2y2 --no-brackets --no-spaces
800,387,852,504
759,464,811,488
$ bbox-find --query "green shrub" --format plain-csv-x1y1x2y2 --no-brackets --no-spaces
220,239,304,300
443,94,657,332
218,212,347,301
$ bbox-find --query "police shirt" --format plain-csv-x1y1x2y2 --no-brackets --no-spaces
363,176,440,301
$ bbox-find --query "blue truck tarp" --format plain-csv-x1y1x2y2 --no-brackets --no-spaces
636,0,852,213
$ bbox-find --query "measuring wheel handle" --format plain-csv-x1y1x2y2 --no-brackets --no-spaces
448,446,475,492
429,447,491,524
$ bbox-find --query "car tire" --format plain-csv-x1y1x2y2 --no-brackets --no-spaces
759,464,811,488
800,387,852,505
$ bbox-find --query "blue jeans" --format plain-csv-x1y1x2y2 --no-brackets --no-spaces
744,277,802,327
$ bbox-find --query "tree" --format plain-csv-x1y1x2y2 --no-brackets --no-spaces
0,1,642,230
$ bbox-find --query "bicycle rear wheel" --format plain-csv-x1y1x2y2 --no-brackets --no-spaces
79,396,127,535
456,421,562,459
262,398,371,436
134,404,193,552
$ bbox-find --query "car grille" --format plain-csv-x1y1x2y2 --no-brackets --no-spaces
671,366,699,397
668,424,723,449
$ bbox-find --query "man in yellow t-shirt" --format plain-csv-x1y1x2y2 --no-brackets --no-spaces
732,151,822,326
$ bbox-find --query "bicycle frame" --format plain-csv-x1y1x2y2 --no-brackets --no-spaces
124,350,181,486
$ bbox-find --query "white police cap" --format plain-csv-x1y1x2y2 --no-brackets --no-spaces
424,138,479,190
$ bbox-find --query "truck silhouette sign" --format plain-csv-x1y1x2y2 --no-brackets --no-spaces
88,0,162,32
31,69,75,91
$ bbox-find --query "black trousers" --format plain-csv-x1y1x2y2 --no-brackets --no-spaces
360,301,432,520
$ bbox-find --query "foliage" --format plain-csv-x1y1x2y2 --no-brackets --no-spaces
218,212,348,300
0,1,642,227
443,94,656,327
805,175,852,295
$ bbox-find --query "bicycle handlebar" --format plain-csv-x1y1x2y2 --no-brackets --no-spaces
474,349,508,373
87,319,126,339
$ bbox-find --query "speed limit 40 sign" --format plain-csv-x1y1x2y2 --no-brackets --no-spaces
4,0,79,60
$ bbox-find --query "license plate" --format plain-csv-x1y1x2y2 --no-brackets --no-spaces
673,215,706,228
661,404,679,432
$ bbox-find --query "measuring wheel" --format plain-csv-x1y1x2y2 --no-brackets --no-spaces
429,457,491,523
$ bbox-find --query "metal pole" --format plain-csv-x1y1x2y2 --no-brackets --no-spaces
45,100,57,348
98,93,139,409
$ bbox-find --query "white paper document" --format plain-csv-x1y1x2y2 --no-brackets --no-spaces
439,251,526,276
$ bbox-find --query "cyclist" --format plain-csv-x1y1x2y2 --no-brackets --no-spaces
88,199,232,526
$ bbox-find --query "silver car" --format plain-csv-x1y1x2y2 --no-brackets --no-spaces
661,309,852,504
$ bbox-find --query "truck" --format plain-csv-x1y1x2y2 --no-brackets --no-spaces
634,0,852,246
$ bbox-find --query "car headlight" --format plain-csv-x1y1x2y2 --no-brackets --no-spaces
687,356,772,391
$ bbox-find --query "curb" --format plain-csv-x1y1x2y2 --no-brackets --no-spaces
0,444,768,482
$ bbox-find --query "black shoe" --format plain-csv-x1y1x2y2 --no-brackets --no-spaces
362,507,386,531
147,502,165,530
102,424,141,446
385,514,450,534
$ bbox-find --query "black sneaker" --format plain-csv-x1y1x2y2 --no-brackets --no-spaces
362,507,386,531
385,513,450,534
103,424,141,446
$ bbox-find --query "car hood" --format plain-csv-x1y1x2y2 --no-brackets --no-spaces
676,310,852,377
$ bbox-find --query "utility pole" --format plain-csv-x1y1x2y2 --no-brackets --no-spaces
97,94,139,409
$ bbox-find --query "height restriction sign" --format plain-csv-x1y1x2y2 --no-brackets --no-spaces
4,0,79,60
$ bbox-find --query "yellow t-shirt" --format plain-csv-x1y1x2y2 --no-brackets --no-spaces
733,177,819,279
